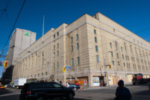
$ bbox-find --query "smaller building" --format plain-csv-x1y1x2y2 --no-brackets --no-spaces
2,28,36,84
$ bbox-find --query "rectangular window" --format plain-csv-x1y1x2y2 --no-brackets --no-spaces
96,55,99,64
95,37,97,43
57,43,59,49
71,45,73,52
94,29,96,34
95,45,98,52
124,43,127,51
110,42,112,48
57,32,59,36
123,63,125,67
57,62,59,68
53,34,55,39
77,43,79,50
72,58,74,66
121,47,123,52
76,34,79,40
71,37,73,43
54,45,55,50
112,61,114,66
57,51,59,56
122,55,124,59
111,52,113,57
118,61,120,66
117,53,119,58
115,41,118,50
77,57,80,65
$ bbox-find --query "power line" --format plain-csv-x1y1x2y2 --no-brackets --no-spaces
0,0,26,58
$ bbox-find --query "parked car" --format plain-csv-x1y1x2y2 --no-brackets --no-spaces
19,82,75,100
69,84,80,90
0,85,5,89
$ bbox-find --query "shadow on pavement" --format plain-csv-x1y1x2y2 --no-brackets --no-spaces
0,94,19,100
0,89,12,95
134,90,150,96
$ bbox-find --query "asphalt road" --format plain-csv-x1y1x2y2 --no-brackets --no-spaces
0,85,150,100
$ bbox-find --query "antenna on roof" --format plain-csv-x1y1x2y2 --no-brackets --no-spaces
42,16,45,43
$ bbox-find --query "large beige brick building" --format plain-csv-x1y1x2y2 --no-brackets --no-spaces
12,12,150,87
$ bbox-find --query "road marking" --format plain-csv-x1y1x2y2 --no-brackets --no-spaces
0,93,20,97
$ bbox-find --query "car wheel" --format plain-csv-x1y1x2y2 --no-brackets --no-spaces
37,96,44,100
67,93,74,100
73,87,77,91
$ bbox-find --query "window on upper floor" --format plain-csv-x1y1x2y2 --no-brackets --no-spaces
115,41,118,50
57,62,59,68
122,54,124,59
54,45,55,50
124,43,127,52
111,52,113,57
57,32,59,36
128,63,130,68
112,60,114,66
57,51,59,56
72,58,74,66
117,53,119,59
110,42,112,48
77,43,79,50
71,37,73,43
121,47,123,52
53,63,55,69
118,61,120,66
96,55,99,64
95,37,97,43
77,57,80,65
76,34,79,40
53,34,55,39
94,29,96,34
95,45,98,52
123,63,125,67
71,45,73,52
57,43,59,49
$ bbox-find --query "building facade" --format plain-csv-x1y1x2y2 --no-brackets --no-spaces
6,28,36,66
2,28,36,84
12,12,150,87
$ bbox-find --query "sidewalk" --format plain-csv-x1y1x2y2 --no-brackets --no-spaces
0,88,11,95
79,83,132,91
78,86,117,91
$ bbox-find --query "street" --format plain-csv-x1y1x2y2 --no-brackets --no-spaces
0,85,150,100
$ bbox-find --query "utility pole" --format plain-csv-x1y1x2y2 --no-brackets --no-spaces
42,16,45,42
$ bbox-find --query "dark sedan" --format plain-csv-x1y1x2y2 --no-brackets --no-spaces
20,82,75,100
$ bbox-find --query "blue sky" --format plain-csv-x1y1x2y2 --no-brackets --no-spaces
0,0,150,77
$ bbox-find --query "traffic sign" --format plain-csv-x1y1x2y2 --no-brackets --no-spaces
65,66,71,69
62,66,71,72
62,66,65,72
